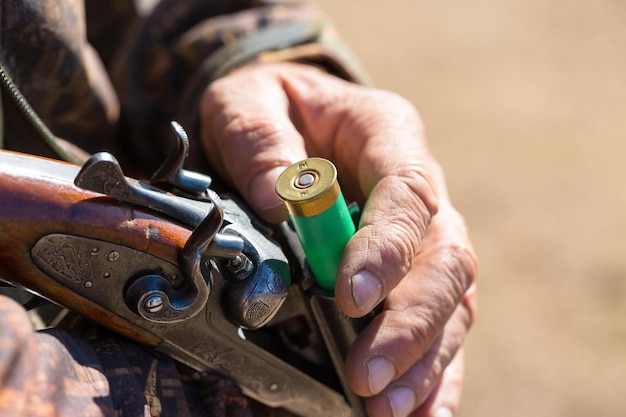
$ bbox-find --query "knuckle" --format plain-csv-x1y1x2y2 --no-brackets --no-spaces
362,220,421,287
377,309,435,364
201,75,235,112
405,314,438,358
460,283,478,327
221,115,283,145
441,239,478,295
364,181,434,266
392,163,440,220
383,225,419,278
370,165,440,253
365,89,423,124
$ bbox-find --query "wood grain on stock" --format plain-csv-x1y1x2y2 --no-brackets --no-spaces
0,153,192,346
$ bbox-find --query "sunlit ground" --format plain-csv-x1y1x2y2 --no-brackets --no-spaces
314,1,626,416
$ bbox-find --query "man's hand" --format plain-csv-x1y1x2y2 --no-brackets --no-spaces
199,63,477,417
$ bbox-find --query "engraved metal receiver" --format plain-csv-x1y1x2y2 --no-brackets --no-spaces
67,121,290,329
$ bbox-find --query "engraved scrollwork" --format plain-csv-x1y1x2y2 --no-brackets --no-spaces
35,241,91,283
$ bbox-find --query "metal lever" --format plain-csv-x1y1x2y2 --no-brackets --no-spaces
151,121,213,196
75,152,208,227
74,152,244,256
75,153,245,322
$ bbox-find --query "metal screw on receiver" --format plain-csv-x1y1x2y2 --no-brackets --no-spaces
227,254,254,280
143,294,164,313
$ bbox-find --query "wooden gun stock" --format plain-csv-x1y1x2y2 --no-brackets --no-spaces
0,150,192,345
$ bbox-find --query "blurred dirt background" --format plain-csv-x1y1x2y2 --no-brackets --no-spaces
313,1,626,416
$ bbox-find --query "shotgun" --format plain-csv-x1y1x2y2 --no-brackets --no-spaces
0,127,369,416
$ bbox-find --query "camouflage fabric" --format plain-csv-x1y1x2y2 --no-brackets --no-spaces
0,295,264,417
0,0,365,176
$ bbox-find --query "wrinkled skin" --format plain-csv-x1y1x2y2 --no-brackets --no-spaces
200,62,478,417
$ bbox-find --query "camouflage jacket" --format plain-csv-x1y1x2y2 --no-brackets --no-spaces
0,1,366,416
0,294,264,417
0,0,366,175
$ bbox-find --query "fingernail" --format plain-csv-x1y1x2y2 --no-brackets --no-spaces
351,270,382,312
248,166,287,211
435,407,453,417
367,356,396,394
386,386,416,417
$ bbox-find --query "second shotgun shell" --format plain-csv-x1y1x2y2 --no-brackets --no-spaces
275,157,356,291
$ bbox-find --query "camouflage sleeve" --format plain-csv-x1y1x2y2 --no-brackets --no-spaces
0,295,258,417
0,295,114,417
110,0,369,174
0,0,122,157
0,0,365,175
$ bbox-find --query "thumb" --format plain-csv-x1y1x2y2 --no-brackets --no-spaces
199,65,308,223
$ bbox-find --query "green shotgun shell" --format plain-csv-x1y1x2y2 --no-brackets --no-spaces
275,158,356,291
